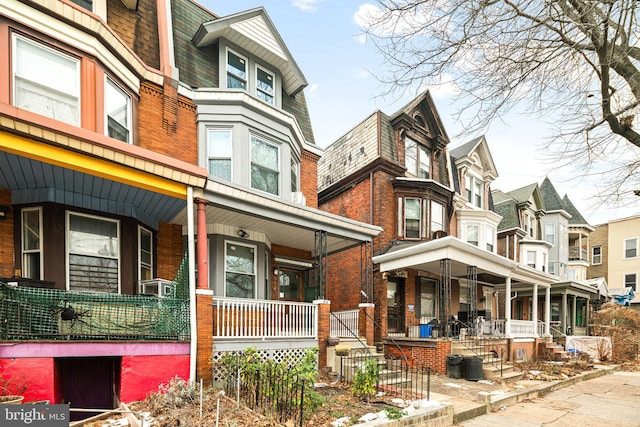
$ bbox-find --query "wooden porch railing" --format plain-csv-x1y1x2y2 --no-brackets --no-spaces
508,319,537,337
212,297,317,340
330,309,359,338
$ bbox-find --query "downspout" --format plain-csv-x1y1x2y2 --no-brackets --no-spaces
187,187,197,382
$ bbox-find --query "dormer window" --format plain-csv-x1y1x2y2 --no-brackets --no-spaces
405,137,430,178
227,49,247,90
465,173,483,208
256,66,274,105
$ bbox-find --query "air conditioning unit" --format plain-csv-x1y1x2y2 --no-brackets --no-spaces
291,191,306,205
139,278,173,297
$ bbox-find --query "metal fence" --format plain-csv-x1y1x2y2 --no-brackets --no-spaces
220,357,307,426
337,349,432,401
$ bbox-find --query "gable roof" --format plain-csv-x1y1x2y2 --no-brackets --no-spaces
449,135,498,181
192,7,307,96
562,195,592,228
390,90,450,145
493,183,545,232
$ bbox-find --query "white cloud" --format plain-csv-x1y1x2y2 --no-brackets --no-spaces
355,69,371,80
293,0,321,12
307,83,320,97
419,75,459,98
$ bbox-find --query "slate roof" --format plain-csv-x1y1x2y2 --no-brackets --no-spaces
492,190,520,230
449,136,483,160
562,195,590,227
540,177,565,212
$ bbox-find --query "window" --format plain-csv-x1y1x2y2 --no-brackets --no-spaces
624,273,637,291
13,35,80,126
256,66,274,104
291,158,299,192
486,227,494,252
592,245,602,265
527,251,536,268
250,135,279,195
208,129,233,180
225,242,256,298
624,238,638,259
466,224,479,246
405,198,421,239
464,174,483,208
545,224,555,245
404,137,430,178
227,49,247,90
417,277,437,317
22,208,42,280
279,269,301,300
67,212,119,293
548,262,555,275
524,214,535,237
431,201,444,233
139,227,153,282
69,0,93,11
105,77,131,143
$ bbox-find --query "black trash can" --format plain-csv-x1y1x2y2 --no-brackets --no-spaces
463,356,483,381
446,354,464,379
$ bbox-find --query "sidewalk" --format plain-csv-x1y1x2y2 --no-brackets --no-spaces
357,364,620,426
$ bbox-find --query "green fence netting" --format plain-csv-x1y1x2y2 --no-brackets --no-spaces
0,254,190,341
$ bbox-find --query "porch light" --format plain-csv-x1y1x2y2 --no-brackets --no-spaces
0,205,8,220
238,229,249,238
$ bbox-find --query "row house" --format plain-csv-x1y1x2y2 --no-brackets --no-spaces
0,0,379,413
588,215,640,309
318,91,557,372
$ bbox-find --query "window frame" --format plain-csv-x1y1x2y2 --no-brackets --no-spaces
250,134,280,195
466,224,479,247
291,157,300,193
12,33,81,126
404,197,422,239
485,227,494,252
255,64,275,105
226,48,248,90
545,223,555,245
624,238,638,259
224,240,257,299
430,200,444,234
138,226,153,282
527,251,536,268
66,211,120,293
464,173,484,208
105,76,132,143
21,207,43,280
207,127,233,181
592,245,602,265
624,273,637,292
404,136,430,178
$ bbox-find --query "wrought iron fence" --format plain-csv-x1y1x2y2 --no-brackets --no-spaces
337,349,432,400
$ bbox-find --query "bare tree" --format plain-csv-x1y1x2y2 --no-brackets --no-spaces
361,0,640,204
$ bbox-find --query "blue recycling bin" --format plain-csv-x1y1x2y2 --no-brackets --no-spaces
419,324,433,338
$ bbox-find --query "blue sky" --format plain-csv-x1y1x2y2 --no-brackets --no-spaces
201,0,639,225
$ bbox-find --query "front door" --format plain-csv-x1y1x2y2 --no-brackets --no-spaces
387,279,405,333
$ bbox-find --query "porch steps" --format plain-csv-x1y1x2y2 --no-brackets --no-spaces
451,340,523,383
542,341,572,361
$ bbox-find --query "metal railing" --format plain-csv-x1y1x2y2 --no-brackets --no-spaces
212,297,317,340
330,309,359,338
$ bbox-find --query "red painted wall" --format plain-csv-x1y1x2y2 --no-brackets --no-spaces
119,355,190,402
0,358,55,402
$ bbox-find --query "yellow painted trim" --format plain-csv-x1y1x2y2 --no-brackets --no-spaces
0,132,187,199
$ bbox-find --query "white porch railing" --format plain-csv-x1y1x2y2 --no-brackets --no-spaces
330,309,359,338
509,320,537,338
212,297,317,340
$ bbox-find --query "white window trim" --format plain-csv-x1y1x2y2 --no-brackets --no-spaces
404,197,422,240
226,48,248,90
250,134,280,196
12,34,81,126
224,240,258,298
207,127,233,181
464,172,484,209
66,211,121,293
623,272,638,291
255,64,275,105
592,245,602,265
138,226,153,282
105,76,132,143
21,207,43,280
624,238,638,259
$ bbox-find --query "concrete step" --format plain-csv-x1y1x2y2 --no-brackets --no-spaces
482,364,524,382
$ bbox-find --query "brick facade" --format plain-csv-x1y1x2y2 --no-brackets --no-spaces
301,150,319,208
384,340,451,374
156,222,184,281
196,290,214,386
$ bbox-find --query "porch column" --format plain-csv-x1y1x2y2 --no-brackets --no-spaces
359,303,375,346
505,277,512,338
315,299,331,368
532,283,539,337
571,295,577,335
586,297,590,335
195,198,209,290
545,286,551,336
561,293,568,334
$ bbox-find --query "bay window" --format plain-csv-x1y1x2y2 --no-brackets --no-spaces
67,212,119,293
404,198,422,239
251,135,279,195
22,208,43,280
466,224,479,246
105,77,131,143
431,201,444,232
13,35,80,126
208,128,233,181
225,242,256,298
138,227,153,282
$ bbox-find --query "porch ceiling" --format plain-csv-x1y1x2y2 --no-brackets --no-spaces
171,180,382,255
0,151,185,229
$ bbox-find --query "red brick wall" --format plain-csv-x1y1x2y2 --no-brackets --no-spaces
301,150,319,208
384,340,451,374
0,189,14,277
138,82,197,165
156,222,184,281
